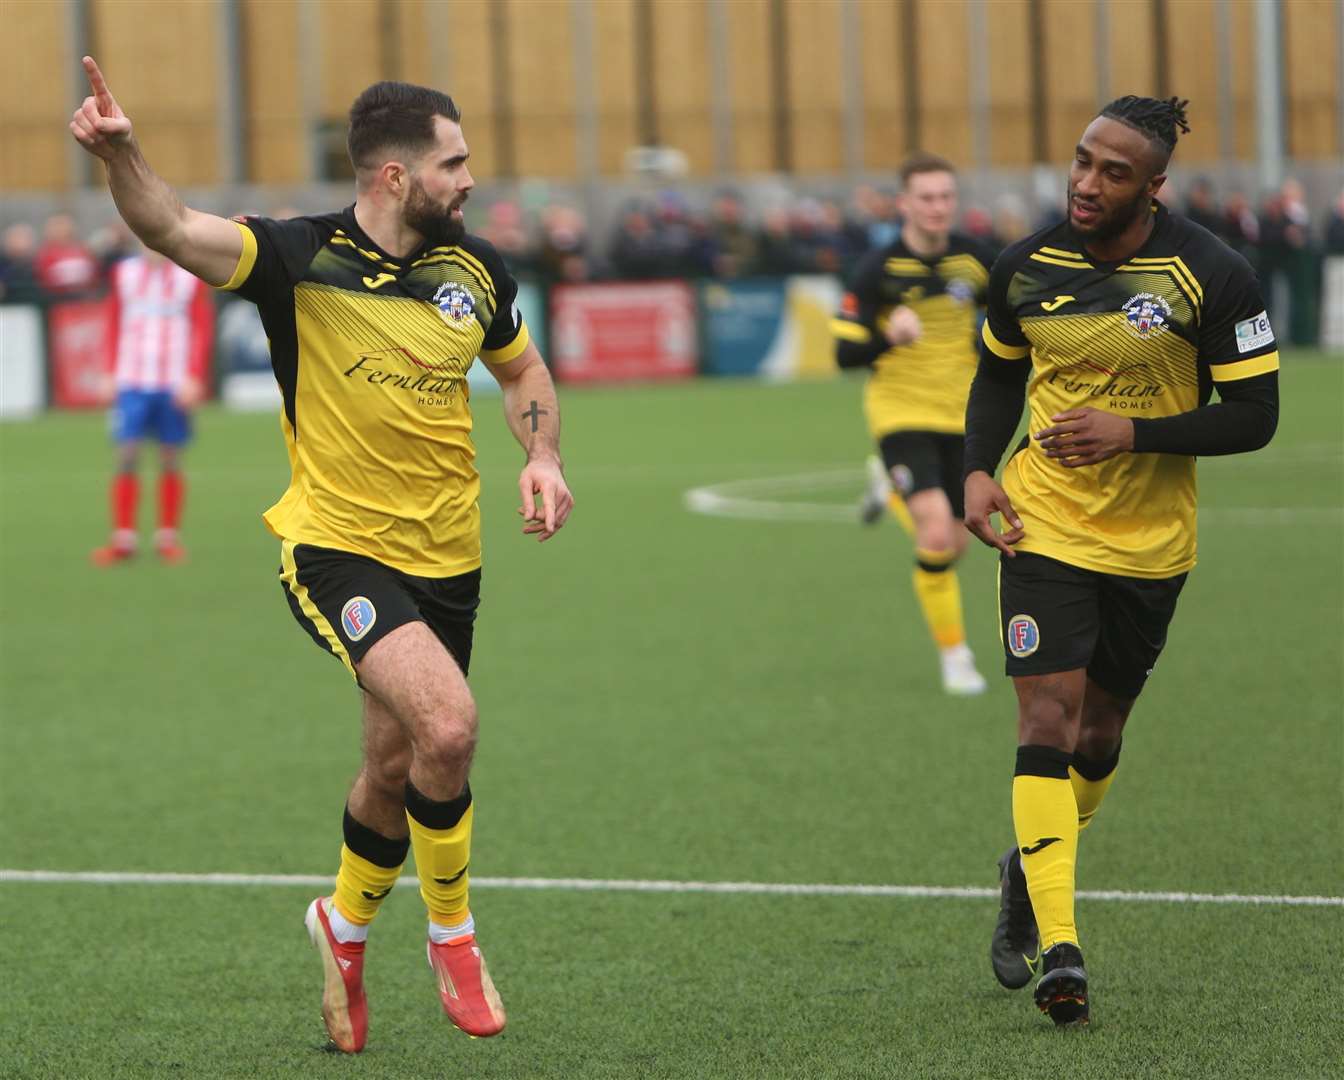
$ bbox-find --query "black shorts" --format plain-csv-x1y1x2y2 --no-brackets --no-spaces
877,431,966,518
998,551,1187,699
278,542,480,678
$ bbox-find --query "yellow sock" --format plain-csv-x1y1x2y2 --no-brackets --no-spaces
331,807,408,925
912,549,965,649
1012,745,1080,950
406,781,474,926
886,493,915,535
1071,742,1122,832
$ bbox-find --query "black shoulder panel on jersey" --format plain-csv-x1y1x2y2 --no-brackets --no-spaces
456,233,523,354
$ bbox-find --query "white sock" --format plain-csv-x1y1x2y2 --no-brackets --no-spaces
326,901,368,943
428,913,475,944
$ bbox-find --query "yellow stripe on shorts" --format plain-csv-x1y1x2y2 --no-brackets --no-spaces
279,540,356,678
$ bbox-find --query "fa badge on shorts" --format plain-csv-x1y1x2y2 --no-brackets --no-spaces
341,596,377,642
1007,614,1040,658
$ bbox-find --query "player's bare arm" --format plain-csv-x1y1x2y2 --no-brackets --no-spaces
1034,407,1136,467
69,57,242,287
963,470,1024,557
489,341,574,542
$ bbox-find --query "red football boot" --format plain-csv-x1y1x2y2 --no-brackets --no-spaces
304,897,368,1053
426,932,507,1037
155,530,187,564
91,531,137,566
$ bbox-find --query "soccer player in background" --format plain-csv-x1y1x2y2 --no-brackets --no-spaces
832,153,998,695
963,97,1278,1025
72,57,574,1052
91,244,212,565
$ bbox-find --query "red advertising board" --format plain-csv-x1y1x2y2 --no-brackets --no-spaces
49,299,112,409
549,282,697,383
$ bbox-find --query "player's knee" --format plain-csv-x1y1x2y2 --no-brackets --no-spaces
1074,726,1121,762
417,700,478,772
1017,693,1079,750
1077,708,1128,760
914,518,958,554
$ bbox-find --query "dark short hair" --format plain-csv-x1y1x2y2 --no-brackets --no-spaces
347,81,461,173
900,152,957,186
1098,95,1190,169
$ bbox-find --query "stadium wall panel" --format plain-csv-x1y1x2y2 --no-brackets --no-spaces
241,0,306,184
986,0,1034,167
92,0,221,185
856,0,906,170
652,0,715,177
915,0,973,166
724,0,776,174
509,0,579,180
1284,0,1341,160
0,2,67,190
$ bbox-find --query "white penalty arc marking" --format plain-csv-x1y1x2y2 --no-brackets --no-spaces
683,468,1344,526
0,869,1339,908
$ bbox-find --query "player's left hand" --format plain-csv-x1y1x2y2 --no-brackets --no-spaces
173,376,205,410
1034,407,1134,467
517,454,574,542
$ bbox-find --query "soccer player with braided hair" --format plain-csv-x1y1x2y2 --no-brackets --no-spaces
963,95,1278,1025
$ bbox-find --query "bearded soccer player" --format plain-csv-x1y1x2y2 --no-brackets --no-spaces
833,153,998,695
963,97,1278,1025
72,58,574,1051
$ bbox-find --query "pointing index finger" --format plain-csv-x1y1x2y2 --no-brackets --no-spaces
83,56,115,110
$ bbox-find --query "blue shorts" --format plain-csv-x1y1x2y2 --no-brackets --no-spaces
113,390,191,446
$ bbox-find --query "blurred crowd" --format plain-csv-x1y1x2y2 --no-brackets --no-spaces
5,178,1343,345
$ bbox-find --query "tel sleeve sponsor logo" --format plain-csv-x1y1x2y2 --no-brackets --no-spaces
341,596,377,642
1234,310,1274,354
1007,614,1040,658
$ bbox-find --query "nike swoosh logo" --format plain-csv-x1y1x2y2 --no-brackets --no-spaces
433,864,469,886
1040,295,1074,311
1021,837,1062,856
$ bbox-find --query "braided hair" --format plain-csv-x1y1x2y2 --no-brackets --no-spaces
1099,95,1191,167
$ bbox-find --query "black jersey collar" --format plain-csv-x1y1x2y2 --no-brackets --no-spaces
340,204,446,268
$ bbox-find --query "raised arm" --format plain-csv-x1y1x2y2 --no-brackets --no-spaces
69,57,242,287
488,341,574,542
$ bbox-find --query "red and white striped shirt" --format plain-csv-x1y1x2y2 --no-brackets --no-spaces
107,256,214,392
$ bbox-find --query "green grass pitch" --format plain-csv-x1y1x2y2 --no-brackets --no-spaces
1,352,1340,1078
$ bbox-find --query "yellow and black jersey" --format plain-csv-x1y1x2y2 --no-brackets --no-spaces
219,206,530,577
974,202,1279,577
832,231,997,436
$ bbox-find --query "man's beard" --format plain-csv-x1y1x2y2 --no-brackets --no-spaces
1067,183,1150,246
404,177,466,246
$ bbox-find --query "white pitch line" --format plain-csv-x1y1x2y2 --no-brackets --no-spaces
683,469,1344,527
1,869,1339,907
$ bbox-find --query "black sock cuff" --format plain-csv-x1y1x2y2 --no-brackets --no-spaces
343,807,410,869
1071,740,1122,782
916,558,953,573
405,780,473,830
1014,744,1073,779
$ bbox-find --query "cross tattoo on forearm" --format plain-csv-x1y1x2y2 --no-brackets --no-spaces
521,400,549,433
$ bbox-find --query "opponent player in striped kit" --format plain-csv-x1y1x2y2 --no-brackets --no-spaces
92,245,213,565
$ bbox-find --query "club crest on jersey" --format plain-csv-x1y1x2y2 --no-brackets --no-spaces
341,596,377,642
947,279,975,303
433,283,475,323
1121,292,1172,340
1007,614,1040,658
